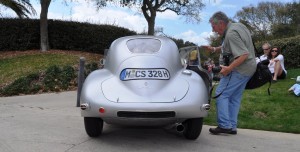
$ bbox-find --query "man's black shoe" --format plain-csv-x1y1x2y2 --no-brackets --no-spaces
229,130,237,135
209,126,232,135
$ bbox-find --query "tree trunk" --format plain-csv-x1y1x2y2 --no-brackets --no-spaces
147,17,155,35
40,0,51,52
141,3,156,35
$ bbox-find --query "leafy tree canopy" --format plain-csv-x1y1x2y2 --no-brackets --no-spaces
0,0,36,18
234,1,300,41
93,0,205,35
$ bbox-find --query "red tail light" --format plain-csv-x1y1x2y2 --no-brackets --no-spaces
99,107,105,113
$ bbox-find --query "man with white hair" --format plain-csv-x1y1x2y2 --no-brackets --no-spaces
203,11,256,135
257,42,271,62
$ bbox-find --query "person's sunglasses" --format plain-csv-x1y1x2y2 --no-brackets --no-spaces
271,50,278,52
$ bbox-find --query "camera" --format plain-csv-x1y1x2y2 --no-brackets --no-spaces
212,53,232,73
212,66,222,73
222,53,231,66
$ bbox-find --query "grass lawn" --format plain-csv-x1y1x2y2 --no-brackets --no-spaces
0,50,299,133
0,50,101,86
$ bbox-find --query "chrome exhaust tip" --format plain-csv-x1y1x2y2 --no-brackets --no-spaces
175,123,185,133
201,104,210,111
80,103,89,110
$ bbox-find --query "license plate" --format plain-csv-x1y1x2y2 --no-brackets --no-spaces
120,68,170,81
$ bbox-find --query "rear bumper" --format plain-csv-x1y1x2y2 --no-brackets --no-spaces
81,98,209,126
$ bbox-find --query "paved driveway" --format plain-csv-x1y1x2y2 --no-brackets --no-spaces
0,91,299,152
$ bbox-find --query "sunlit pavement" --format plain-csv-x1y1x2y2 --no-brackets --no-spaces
0,91,299,152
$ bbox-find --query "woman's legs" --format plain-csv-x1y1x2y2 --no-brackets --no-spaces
273,60,283,81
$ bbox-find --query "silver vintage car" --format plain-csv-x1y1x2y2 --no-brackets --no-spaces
80,35,212,140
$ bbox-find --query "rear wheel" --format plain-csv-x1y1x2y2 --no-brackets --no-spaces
84,117,103,137
183,118,203,140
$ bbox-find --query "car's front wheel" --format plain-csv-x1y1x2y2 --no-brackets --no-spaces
84,117,103,137
183,118,203,140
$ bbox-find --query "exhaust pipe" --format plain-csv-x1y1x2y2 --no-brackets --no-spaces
175,123,185,133
80,103,89,110
201,104,210,111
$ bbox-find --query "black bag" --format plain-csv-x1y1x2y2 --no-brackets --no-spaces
244,40,273,94
245,60,272,94
213,60,272,98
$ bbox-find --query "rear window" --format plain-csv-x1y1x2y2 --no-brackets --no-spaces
127,38,161,53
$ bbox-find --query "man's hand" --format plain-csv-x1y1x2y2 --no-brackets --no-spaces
220,65,232,76
220,54,249,76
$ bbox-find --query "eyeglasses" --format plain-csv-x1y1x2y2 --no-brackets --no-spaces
271,50,278,52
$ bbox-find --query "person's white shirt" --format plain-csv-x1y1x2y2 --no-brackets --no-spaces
259,54,268,61
256,54,268,64
268,54,287,74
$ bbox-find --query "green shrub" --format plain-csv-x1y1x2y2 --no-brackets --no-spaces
0,73,41,96
61,66,76,89
0,63,95,96
0,65,76,96
43,65,61,91
0,18,137,53
43,65,76,92
0,18,40,51
255,35,300,69
84,62,99,78
170,37,196,48
1,18,197,54
48,20,137,54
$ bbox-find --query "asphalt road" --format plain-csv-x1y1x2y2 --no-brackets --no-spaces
0,91,299,152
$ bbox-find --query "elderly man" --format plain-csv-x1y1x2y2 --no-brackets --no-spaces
260,43,271,61
203,11,256,135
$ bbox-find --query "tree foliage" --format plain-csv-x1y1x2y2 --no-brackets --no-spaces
0,0,36,18
234,1,300,41
93,0,205,35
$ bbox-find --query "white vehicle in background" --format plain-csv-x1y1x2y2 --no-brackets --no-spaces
79,35,212,140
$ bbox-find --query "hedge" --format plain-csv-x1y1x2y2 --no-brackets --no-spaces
255,35,300,69
0,18,137,54
0,18,195,54
1,18,297,68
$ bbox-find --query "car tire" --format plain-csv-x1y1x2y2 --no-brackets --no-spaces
84,117,103,137
183,118,203,140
